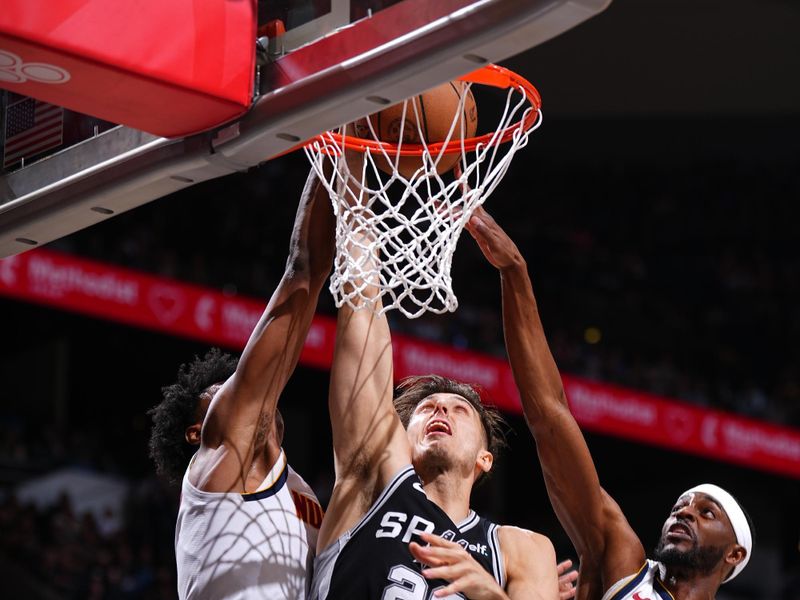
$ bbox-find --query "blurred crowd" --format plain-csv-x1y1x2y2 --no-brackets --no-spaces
53,147,800,427
0,486,175,599
0,420,177,600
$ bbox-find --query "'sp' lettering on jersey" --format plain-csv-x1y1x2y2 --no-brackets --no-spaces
310,465,505,599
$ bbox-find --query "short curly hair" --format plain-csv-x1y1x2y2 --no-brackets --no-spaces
148,349,238,483
393,375,507,481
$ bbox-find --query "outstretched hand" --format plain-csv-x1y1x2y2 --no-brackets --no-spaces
410,532,509,599
556,559,578,600
454,166,522,271
464,205,522,271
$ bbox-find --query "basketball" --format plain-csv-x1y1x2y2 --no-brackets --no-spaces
354,81,478,178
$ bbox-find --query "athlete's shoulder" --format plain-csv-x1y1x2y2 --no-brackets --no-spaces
498,525,555,555
497,526,558,597
600,560,662,600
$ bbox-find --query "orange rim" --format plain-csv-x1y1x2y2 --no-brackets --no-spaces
309,64,541,156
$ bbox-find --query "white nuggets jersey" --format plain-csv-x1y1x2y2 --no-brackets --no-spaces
602,560,673,600
176,450,323,600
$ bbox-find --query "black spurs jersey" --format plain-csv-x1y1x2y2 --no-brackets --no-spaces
311,465,505,599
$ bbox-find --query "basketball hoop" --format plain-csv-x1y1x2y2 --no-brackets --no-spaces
304,64,542,319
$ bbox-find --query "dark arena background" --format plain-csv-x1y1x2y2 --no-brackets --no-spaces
1,1,799,599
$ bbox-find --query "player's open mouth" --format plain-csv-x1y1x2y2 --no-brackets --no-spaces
666,521,694,542
425,419,452,436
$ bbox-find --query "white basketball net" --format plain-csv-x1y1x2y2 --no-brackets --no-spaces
305,80,541,318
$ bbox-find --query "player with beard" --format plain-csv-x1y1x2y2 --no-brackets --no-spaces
464,204,753,599
309,163,559,599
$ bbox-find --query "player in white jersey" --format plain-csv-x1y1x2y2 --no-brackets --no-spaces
464,205,753,600
148,166,334,599
175,446,323,598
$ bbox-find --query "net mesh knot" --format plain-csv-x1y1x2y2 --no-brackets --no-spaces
305,79,541,318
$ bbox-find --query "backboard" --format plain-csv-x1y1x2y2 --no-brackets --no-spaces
0,0,611,257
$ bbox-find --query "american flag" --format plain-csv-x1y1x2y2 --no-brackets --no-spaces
3,97,64,169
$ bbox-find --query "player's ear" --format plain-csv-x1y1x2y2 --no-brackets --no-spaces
477,449,493,474
185,423,202,446
725,544,746,570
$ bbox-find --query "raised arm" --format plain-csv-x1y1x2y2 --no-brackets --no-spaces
317,154,411,550
465,206,644,592
196,168,335,492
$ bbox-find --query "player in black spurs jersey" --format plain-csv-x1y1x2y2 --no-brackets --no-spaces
310,151,558,600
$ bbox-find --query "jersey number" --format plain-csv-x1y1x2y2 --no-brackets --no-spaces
381,565,464,600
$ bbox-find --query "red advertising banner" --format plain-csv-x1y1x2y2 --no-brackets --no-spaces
1,249,799,478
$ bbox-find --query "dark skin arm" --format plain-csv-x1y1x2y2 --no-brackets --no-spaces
465,206,645,599
190,168,335,493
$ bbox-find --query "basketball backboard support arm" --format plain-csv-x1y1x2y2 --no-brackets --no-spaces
0,0,611,258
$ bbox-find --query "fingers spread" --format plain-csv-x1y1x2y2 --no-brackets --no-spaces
556,559,574,574
418,532,462,549
561,570,578,584
410,542,464,568
409,541,429,564
556,559,578,600
432,582,462,597
421,563,468,582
